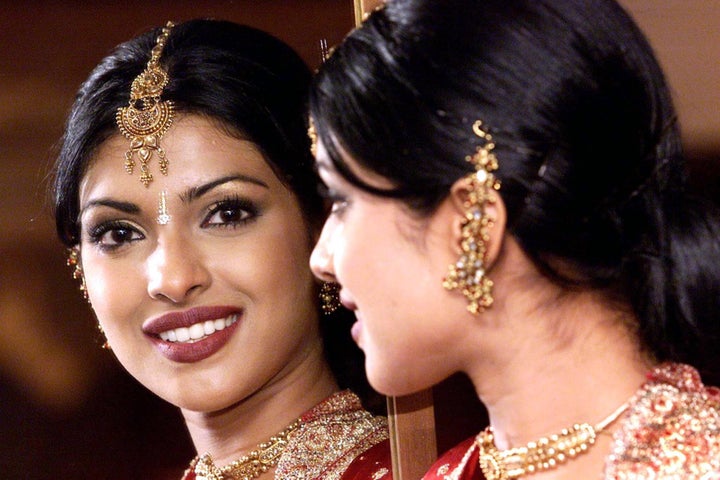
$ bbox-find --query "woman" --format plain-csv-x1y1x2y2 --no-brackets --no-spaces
52,19,390,479
309,0,720,477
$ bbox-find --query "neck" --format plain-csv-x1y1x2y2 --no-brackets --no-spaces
465,287,651,478
473,295,649,444
181,345,339,467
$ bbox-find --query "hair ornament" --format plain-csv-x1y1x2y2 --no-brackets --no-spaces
307,116,319,158
443,120,501,314
116,21,175,187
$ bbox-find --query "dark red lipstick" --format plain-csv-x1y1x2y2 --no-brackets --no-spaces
143,306,242,363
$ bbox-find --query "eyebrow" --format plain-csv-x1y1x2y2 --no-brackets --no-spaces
80,199,139,217
80,174,270,218
180,174,269,202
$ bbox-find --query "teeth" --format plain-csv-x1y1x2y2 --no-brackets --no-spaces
158,314,237,343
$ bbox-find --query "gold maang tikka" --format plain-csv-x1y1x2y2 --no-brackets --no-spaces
116,21,175,187
442,120,501,314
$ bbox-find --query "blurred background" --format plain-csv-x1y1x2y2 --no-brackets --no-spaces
0,1,717,479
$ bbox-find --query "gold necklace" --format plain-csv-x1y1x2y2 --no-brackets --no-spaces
476,401,629,480
190,419,301,480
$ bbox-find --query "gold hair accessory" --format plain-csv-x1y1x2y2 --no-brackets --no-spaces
116,21,175,187
476,401,630,479
190,419,301,480
443,120,501,314
320,281,341,315
156,190,171,225
307,116,318,158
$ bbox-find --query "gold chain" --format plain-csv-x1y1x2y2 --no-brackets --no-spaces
191,419,301,480
476,401,629,479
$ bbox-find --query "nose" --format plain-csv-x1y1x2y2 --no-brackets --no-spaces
147,234,210,303
310,217,337,283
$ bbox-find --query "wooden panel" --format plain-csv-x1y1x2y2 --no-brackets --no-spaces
387,390,438,480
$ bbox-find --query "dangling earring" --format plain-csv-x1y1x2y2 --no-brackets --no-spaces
97,323,111,350
66,248,110,349
66,247,89,303
320,282,341,315
442,120,501,314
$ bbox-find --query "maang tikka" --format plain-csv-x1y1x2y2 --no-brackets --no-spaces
442,120,501,314
116,21,175,187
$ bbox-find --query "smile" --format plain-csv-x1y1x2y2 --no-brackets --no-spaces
158,314,238,343
143,306,243,363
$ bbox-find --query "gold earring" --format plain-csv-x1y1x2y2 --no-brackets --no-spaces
97,323,111,350
66,247,89,302
320,282,341,315
442,120,501,314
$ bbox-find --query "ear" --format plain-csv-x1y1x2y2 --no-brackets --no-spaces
447,176,507,269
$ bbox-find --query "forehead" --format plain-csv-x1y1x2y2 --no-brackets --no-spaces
80,115,282,198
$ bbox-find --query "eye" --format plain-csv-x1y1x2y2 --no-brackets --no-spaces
325,189,350,217
202,196,259,228
330,197,349,215
87,221,144,251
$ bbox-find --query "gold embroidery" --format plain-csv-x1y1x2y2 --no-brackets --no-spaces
276,390,388,480
605,363,720,478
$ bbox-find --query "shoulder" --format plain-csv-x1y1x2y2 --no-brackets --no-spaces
606,363,720,477
423,437,483,480
277,390,390,480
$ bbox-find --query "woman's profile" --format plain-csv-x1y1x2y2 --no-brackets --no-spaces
309,0,720,477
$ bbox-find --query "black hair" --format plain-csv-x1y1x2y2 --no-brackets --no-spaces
310,0,720,383
51,19,380,409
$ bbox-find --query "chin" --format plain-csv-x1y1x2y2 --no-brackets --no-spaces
367,366,428,398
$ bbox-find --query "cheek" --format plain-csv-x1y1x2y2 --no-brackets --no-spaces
85,259,141,321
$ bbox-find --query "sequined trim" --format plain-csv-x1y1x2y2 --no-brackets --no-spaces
180,390,387,480
605,363,720,478
275,390,388,480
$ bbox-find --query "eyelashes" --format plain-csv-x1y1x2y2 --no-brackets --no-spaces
86,220,144,251
83,195,262,252
201,195,260,228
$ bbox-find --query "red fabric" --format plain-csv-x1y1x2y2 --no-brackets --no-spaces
423,437,483,480
340,439,393,480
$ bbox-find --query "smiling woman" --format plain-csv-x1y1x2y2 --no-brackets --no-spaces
51,19,390,480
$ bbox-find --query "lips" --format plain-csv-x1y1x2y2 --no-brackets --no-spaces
143,306,242,363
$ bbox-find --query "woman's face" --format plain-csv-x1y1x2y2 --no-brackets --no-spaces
78,115,321,412
310,139,472,396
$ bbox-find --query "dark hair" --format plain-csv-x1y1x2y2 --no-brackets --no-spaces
52,19,380,409
310,0,720,382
